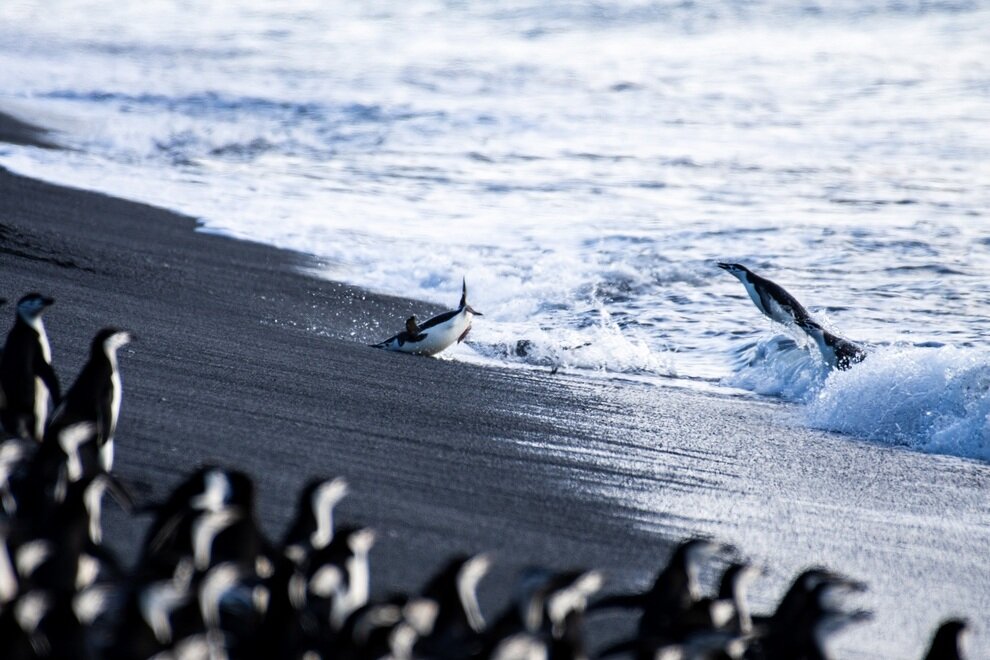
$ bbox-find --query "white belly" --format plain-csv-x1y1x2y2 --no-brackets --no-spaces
33,378,48,441
109,371,121,439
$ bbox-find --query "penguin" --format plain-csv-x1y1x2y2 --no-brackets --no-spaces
756,579,872,660
752,567,866,634
280,477,349,565
712,561,759,635
593,538,733,634
137,467,254,577
594,539,736,659
717,263,866,370
414,553,491,659
0,293,60,441
14,473,124,594
372,278,483,356
923,619,968,660
335,595,439,660
286,524,376,639
45,327,133,474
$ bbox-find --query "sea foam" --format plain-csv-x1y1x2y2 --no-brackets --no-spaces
726,335,990,461
805,345,990,461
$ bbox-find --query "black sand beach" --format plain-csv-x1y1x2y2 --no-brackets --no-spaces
1,110,988,658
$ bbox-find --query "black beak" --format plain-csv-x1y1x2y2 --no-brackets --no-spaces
42,296,55,306
716,262,732,270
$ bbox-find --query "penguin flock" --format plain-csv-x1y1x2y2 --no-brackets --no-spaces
0,291,972,658
372,266,866,372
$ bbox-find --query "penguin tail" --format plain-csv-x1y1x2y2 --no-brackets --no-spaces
460,277,483,315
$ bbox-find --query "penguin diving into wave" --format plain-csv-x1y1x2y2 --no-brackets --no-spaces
717,263,866,370
372,278,482,356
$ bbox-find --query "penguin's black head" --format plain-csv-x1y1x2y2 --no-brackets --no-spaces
717,262,750,276
294,477,349,525
92,327,134,355
929,618,968,652
16,292,55,320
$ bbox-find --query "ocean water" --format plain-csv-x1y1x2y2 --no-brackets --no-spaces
1,0,989,459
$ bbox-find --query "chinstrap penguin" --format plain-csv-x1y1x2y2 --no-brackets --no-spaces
373,278,482,356
44,327,133,474
0,293,60,442
718,263,867,370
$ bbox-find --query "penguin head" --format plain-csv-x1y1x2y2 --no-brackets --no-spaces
716,262,752,281
544,569,604,638
92,327,133,357
927,619,969,658
459,278,483,317
16,293,55,321
284,477,350,558
717,561,761,600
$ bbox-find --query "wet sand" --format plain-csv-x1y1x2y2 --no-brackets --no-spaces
0,110,987,658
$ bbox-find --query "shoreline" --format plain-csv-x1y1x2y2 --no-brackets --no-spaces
1,110,988,657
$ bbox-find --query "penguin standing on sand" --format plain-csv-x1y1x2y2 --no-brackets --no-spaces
717,263,866,370
373,278,483,356
45,328,133,474
0,293,60,441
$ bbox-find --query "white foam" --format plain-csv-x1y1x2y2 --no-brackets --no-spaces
806,345,990,461
724,334,827,401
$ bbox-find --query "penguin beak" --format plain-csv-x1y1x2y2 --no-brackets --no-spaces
716,262,732,271
42,296,55,306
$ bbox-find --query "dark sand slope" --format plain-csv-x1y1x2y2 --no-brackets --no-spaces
0,112,987,657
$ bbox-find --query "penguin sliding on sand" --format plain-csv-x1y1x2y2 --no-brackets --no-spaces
717,263,866,370
44,328,133,474
372,278,482,356
0,293,60,441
